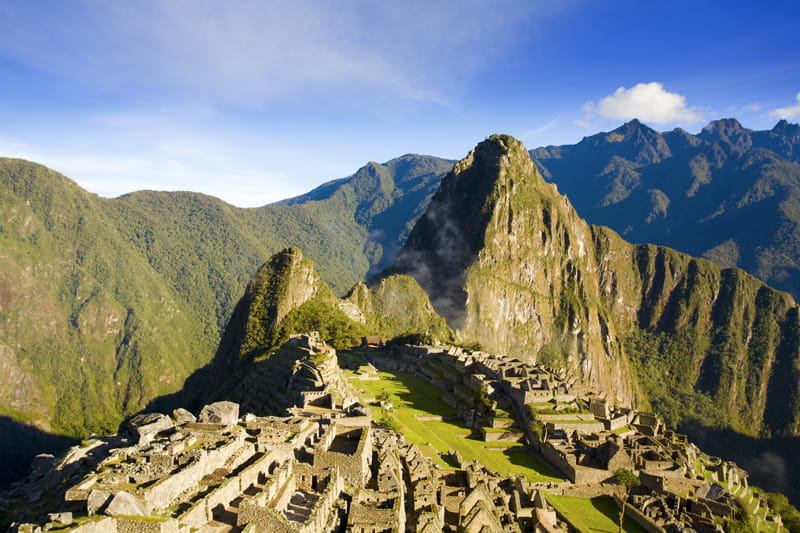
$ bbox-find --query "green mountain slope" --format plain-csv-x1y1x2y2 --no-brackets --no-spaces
0,159,202,437
531,119,800,298
0,154,450,457
390,134,800,438
199,247,450,405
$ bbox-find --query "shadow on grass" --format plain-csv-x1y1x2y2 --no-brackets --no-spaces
590,496,620,522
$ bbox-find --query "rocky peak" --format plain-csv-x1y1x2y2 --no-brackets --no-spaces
391,134,539,327
772,119,800,143
216,247,335,363
699,118,753,148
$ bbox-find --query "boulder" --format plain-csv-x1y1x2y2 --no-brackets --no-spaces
198,401,239,426
130,413,174,445
30,454,55,474
104,491,147,517
47,512,72,524
172,408,196,425
87,489,112,515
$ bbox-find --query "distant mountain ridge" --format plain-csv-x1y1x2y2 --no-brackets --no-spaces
532,118,800,298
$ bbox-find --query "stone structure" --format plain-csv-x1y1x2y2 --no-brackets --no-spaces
4,339,785,533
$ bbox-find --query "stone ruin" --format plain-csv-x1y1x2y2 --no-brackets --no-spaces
4,336,787,533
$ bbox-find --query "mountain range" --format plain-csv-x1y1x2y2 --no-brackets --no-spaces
533,118,800,298
1,119,800,490
198,133,800,503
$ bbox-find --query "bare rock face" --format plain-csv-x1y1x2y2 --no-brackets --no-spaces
104,491,147,517
198,401,239,426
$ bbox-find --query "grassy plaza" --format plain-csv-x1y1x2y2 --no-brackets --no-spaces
345,364,563,483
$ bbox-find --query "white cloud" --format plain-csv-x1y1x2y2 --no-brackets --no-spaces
771,93,800,119
585,82,702,124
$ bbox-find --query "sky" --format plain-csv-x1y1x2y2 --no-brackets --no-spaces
1,1,799,207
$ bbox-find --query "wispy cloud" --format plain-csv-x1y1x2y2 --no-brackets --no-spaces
770,92,800,119
584,82,702,124
0,136,297,207
0,1,550,110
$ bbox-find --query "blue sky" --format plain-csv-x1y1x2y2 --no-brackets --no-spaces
1,1,799,206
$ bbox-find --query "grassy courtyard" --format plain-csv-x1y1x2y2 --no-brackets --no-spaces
546,495,648,533
345,364,563,483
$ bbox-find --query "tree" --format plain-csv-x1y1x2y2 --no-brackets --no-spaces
614,468,640,533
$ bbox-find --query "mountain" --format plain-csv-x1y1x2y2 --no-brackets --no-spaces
0,154,450,483
198,247,450,408
531,119,800,299
390,134,800,438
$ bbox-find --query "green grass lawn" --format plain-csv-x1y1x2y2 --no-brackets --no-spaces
547,495,648,533
348,369,563,482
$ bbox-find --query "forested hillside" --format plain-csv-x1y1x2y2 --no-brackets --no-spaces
0,154,450,452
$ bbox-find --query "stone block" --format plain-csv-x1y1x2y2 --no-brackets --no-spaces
47,512,72,524
129,413,175,445
198,401,239,426
87,489,113,515
172,408,196,425
104,491,148,517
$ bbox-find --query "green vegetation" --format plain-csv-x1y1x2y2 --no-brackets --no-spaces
345,363,562,482
546,495,647,533
764,493,800,533
278,298,367,350
0,153,453,450
624,330,734,431
614,468,641,533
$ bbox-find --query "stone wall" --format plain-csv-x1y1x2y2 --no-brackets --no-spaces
177,445,286,528
143,433,250,510
536,414,596,422
238,503,298,533
613,495,667,533
64,517,118,532
115,517,179,533
314,425,372,486
545,420,605,434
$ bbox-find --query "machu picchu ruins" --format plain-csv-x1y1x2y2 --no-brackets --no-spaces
3,334,786,532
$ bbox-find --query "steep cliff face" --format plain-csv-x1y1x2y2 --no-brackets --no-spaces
393,135,637,405
391,135,800,435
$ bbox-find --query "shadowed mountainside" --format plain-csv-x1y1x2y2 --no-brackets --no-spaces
532,118,800,299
